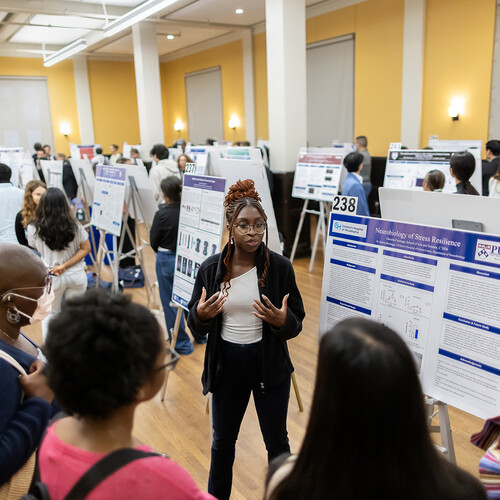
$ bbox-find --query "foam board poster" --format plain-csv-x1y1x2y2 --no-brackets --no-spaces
91,164,126,237
77,145,96,161
384,149,482,194
0,147,23,186
292,152,343,201
172,174,226,310
125,164,158,226
319,213,500,419
40,160,63,190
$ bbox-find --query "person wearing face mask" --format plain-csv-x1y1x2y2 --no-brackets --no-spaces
0,243,56,492
27,188,91,342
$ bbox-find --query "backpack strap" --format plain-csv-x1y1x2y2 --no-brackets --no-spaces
63,449,160,500
0,349,27,375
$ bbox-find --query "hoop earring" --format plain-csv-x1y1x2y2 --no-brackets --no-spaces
6,307,21,324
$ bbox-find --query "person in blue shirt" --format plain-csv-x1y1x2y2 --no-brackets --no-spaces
341,152,370,216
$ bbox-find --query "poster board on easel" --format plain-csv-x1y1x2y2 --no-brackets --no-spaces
70,159,95,203
212,157,282,254
40,160,63,190
171,174,227,310
0,147,24,187
124,164,157,227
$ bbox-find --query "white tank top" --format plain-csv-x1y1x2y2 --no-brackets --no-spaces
221,267,263,344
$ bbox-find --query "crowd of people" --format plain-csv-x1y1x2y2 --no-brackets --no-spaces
0,137,499,499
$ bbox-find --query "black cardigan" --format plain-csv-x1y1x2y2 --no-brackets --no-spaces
187,243,305,395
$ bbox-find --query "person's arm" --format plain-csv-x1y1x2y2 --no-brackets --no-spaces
15,212,29,247
149,169,162,204
149,212,161,253
50,228,91,276
354,183,370,216
0,362,53,485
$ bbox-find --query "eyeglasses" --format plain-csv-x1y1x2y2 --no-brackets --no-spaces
1,272,53,301
234,222,267,235
156,346,180,372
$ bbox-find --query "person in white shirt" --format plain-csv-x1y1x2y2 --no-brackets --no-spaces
149,144,181,205
28,187,90,341
489,167,500,198
0,164,24,244
90,147,109,174
109,144,122,164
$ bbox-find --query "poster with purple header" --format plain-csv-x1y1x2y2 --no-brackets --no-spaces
91,164,126,236
172,174,226,310
319,213,500,419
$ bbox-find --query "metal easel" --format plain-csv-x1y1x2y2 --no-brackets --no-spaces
425,396,456,463
290,199,329,272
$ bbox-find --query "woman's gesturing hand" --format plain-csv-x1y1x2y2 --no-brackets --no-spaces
252,294,288,328
197,287,226,321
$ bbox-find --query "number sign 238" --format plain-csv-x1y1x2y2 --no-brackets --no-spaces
332,195,358,214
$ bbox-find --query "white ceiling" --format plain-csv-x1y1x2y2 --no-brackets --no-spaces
0,0,361,60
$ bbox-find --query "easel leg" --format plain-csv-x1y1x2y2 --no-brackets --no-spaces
291,373,303,412
309,208,323,273
438,402,456,464
290,199,308,263
160,307,183,402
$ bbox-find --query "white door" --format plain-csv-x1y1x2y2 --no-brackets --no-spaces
0,76,54,152
185,67,224,145
307,35,354,147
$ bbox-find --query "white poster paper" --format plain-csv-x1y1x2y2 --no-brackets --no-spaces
70,159,95,203
319,213,500,419
384,149,482,194
40,160,63,190
292,152,344,201
125,164,158,226
172,174,226,310
0,147,24,186
91,164,126,237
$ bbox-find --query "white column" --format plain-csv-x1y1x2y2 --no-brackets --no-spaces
72,55,95,144
242,29,256,146
132,21,164,158
265,0,307,172
400,0,425,148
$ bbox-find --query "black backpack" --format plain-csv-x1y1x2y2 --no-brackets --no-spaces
22,448,161,500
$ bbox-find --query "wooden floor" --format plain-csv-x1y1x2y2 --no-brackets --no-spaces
23,236,486,500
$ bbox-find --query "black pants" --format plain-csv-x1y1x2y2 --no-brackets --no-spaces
208,339,291,500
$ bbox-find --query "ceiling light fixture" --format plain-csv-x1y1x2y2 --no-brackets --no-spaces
43,38,87,67
235,8,244,14
104,0,180,38
167,34,174,39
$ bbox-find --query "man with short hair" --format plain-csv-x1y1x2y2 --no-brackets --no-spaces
355,135,372,197
43,144,53,160
149,144,181,205
130,148,140,165
341,152,370,216
482,140,500,196
90,147,109,173
0,164,24,243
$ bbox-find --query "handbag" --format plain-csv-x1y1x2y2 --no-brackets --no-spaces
22,448,161,500
118,265,144,288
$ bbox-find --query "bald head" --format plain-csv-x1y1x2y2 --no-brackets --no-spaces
0,243,47,295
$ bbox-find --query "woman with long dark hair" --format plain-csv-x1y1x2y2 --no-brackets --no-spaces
188,179,305,500
15,180,46,246
266,318,486,500
27,187,90,341
450,151,480,195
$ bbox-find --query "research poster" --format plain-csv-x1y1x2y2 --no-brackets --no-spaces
172,174,226,310
91,164,126,237
319,213,500,420
292,152,343,201
0,147,23,186
384,149,482,194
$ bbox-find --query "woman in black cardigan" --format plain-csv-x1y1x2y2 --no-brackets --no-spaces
187,179,305,500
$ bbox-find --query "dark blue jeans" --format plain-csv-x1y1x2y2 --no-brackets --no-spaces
155,251,193,354
208,339,291,500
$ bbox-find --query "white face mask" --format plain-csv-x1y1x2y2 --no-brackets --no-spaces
3,276,55,324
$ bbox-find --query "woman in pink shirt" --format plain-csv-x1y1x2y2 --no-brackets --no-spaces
39,289,214,500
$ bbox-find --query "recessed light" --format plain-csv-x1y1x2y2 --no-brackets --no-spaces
235,8,244,14
167,34,174,39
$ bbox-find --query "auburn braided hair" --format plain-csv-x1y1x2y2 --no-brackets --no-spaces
222,179,269,293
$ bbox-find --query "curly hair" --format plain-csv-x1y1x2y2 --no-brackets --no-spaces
44,289,163,419
223,179,269,293
21,180,46,228
33,187,77,251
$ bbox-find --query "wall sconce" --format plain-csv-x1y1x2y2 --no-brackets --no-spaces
228,114,240,129
448,97,465,121
174,119,184,132
60,122,71,136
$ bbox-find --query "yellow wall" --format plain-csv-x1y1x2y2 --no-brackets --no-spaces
253,32,269,141
87,60,140,152
0,57,80,155
421,0,495,150
306,0,405,156
160,40,246,146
